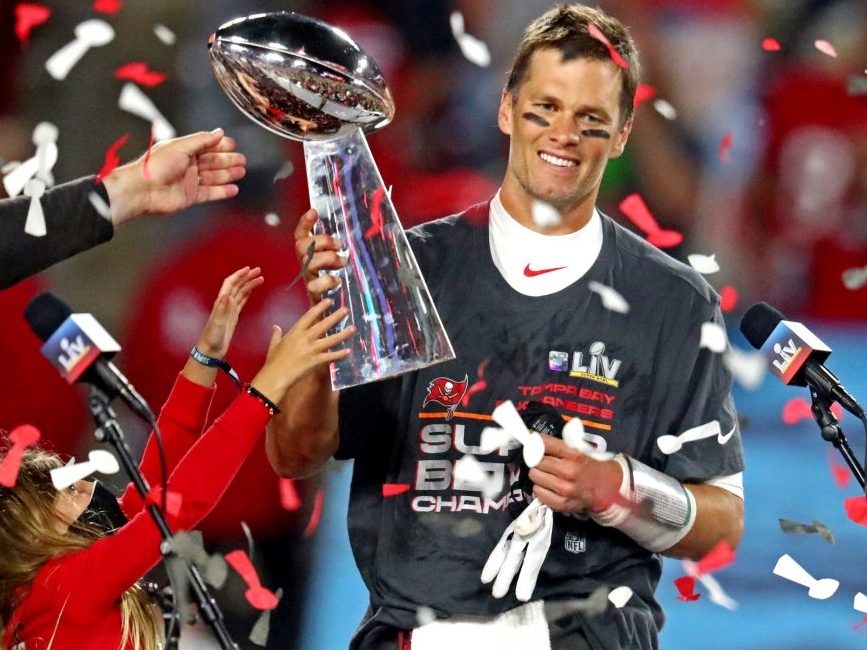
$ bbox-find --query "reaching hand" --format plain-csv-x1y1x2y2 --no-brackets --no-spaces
195,266,264,359
102,128,247,226
250,298,355,405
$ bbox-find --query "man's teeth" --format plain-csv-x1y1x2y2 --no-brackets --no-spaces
539,152,577,167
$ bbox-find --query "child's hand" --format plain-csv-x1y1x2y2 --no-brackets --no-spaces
196,266,264,359
250,299,355,404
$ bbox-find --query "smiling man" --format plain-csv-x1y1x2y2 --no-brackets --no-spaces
268,5,745,649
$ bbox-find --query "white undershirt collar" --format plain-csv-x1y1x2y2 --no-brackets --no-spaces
488,192,603,296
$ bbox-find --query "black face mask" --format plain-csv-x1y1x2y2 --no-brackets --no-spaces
79,481,129,534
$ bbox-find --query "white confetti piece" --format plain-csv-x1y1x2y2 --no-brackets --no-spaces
854,592,867,614
652,99,677,120
272,160,294,182
773,554,839,600
33,121,59,187
264,212,281,227
454,454,501,499
449,11,491,68
842,265,867,290
588,281,630,314
50,449,119,490
88,191,112,219
479,426,514,454
153,23,176,45
415,606,437,627
118,83,176,141
491,400,545,468
23,179,46,237
814,39,837,58
562,417,614,460
531,200,562,229
699,321,727,353
45,19,114,81
687,253,719,275
723,345,766,390
608,586,633,609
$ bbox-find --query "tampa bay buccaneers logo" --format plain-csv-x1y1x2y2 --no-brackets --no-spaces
423,375,468,419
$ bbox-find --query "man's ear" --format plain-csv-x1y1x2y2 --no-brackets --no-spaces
497,88,513,136
610,118,633,158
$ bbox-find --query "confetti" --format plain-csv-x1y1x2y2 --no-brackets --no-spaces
652,99,677,121
773,553,839,599
88,191,112,219
695,540,735,575
588,281,630,314
462,359,489,407
491,400,545,468
719,285,739,312
781,397,843,425
779,518,835,544
0,425,41,488
762,37,781,52
842,265,867,290
45,19,115,81
169,530,228,588
93,0,122,14
302,488,324,538
855,592,867,614
249,588,283,646
562,416,614,460
382,483,411,497
687,253,720,275
454,454,500,499
608,586,633,608
272,160,295,182
33,122,59,186
718,130,733,163
633,84,656,109
23,179,47,237
844,496,867,525
699,321,727,353
118,82,176,141
531,200,562,229
415,606,437,627
114,62,166,88
225,550,279,610
49,449,119,489
723,345,765,390
674,576,700,601
587,23,628,69
278,478,301,511
263,213,281,227
153,24,176,45
618,193,683,248
828,450,851,488
814,40,838,58
95,133,130,183
14,3,51,43
656,420,723,455
449,12,491,68
544,586,612,620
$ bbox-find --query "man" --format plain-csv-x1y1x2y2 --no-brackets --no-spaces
0,128,246,289
268,5,744,649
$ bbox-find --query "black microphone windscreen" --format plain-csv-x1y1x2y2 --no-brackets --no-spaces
24,292,73,342
739,302,785,350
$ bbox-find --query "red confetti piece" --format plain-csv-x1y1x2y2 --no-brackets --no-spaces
844,496,867,525
95,133,129,183
814,40,838,58
14,3,51,43
674,576,701,601
302,488,324,538
587,22,628,69
782,397,843,425
853,616,867,631
278,478,301,511
827,449,852,488
718,130,733,162
719,285,739,312
633,84,656,109
618,193,683,249
0,425,41,488
93,0,122,15
225,550,279,610
462,359,489,407
762,38,781,52
382,483,411,497
114,62,167,88
142,125,156,179
695,540,735,575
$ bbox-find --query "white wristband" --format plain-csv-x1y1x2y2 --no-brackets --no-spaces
590,454,697,552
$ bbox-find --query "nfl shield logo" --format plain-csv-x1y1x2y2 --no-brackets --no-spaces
564,532,586,554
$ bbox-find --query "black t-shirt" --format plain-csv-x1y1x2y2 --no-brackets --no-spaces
338,202,744,649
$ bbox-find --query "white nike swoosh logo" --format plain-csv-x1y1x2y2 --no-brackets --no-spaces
717,424,737,444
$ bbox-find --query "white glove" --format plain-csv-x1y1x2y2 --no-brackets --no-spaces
481,497,554,602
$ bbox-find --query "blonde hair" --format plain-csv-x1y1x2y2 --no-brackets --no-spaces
0,446,162,650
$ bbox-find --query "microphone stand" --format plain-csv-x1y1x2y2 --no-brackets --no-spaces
87,387,239,650
810,388,867,494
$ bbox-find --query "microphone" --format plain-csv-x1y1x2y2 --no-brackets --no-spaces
739,302,864,418
24,292,156,424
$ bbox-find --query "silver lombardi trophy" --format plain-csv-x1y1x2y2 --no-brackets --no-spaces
208,12,454,390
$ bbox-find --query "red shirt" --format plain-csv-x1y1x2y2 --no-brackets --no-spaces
4,374,271,649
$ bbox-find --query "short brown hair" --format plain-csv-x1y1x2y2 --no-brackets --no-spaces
505,4,641,126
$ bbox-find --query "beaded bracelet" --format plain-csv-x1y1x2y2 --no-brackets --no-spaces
244,383,281,415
